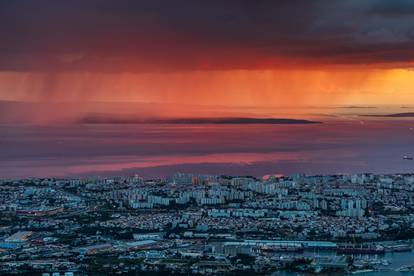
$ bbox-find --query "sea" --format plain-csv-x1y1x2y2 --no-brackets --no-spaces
1,119,414,179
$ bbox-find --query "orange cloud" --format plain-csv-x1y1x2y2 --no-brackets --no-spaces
2,69,414,107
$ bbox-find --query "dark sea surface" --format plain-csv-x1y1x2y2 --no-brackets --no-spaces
274,251,414,275
1,118,414,179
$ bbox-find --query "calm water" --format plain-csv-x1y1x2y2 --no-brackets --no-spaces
1,119,414,179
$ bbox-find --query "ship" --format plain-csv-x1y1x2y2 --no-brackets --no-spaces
384,243,412,252
403,155,413,160
336,245,385,255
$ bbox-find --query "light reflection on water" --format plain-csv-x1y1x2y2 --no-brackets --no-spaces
1,119,414,179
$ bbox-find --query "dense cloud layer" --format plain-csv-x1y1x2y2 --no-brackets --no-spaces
1,0,414,72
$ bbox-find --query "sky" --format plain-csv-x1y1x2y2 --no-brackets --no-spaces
2,1,414,178
1,0,414,112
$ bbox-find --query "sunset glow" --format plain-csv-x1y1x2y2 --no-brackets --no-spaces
2,0,414,178
1,69,414,107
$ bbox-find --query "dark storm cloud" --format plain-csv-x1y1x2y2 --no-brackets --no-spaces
369,0,414,16
1,0,414,72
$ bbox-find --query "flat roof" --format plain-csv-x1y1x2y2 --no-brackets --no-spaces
5,231,33,242
127,240,156,247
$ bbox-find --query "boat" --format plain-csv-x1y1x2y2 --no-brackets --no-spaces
352,269,374,274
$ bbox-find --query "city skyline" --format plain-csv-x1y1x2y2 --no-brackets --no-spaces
1,2,414,275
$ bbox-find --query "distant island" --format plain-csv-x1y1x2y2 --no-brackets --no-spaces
363,112,414,118
78,116,321,125
341,106,377,109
